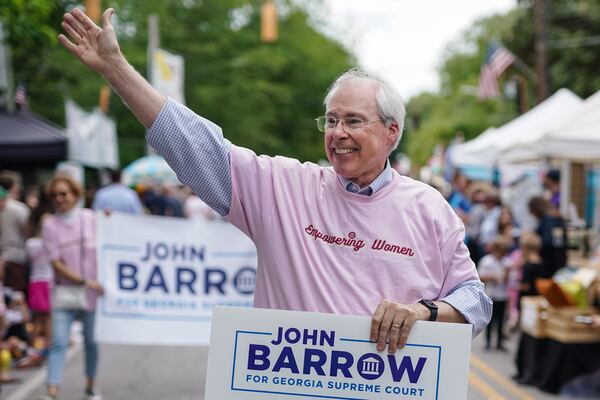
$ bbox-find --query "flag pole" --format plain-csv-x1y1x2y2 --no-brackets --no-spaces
490,40,536,81
512,56,536,83
517,74,529,113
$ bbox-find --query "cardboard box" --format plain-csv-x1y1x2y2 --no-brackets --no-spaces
546,306,600,343
520,296,549,338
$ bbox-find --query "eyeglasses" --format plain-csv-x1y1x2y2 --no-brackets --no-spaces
50,191,70,199
315,116,385,133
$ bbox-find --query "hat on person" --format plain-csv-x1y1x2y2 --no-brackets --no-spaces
0,186,8,199
546,169,560,182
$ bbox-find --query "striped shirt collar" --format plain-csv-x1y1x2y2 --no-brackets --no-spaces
337,160,393,196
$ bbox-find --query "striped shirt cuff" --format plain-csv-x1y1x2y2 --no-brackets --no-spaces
441,280,492,337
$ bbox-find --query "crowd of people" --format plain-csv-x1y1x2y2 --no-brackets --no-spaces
0,169,216,399
438,168,600,396
439,169,571,350
1,165,597,397
1,166,595,394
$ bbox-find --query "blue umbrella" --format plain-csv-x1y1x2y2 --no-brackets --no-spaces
122,155,178,185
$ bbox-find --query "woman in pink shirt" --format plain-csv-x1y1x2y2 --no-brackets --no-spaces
40,174,103,400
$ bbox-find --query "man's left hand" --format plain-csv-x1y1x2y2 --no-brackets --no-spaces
370,299,427,354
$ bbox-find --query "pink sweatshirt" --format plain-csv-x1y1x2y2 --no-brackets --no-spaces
42,208,98,311
228,146,479,316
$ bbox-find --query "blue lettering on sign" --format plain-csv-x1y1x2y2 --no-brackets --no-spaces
204,268,226,294
271,327,335,346
388,355,427,383
140,241,205,263
144,265,169,293
248,344,270,371
302,349,327,376
118,263,138,290
116,263,255,296
234,329,439,399
176,267,197,294
273,347,300,373
330,351,354,378
243,327,431,383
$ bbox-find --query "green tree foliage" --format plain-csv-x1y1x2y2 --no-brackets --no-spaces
2,0,354,166
537,0,600,96
404,0,600,166
1,0,77,122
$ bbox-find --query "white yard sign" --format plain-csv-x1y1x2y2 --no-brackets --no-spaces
95,213,256,345
205,307,471,400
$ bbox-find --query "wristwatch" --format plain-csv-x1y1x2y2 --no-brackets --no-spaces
419,299,438,321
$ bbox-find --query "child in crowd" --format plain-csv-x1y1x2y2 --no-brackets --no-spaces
2,290,30,343
2,289,45,370
478,237,511,351
518,232,543,299
25,207,53,352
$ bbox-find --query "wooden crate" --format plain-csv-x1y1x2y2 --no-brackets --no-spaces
520,296,549,338
546,306,600,343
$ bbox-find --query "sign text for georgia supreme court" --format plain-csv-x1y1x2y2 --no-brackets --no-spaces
205,307,472,400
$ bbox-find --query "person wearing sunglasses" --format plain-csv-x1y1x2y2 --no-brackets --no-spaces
40,175,104,400
58,8,491,356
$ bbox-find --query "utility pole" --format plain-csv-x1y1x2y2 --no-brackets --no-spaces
0,21,14,112
148,14,160,77
147,15,159,155
534,0,548,102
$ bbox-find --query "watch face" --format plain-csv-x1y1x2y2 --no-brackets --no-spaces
421,299,437,309
420,300,438,321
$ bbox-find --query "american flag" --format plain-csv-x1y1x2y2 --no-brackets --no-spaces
478,43,515,99
15,83,27,107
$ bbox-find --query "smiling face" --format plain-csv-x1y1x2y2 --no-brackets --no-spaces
324,79,399,187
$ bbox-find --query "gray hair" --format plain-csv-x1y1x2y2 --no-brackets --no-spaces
323,68,406,153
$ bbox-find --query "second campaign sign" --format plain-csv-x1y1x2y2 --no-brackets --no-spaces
95,213,257,345
205,307,472,399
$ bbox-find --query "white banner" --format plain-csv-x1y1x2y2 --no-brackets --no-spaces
150,48,185,104
95,213,256,345
205,307,471,400
65,99,119,169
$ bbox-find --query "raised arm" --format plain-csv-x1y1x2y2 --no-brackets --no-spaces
60,8,233,215
59,8,164,128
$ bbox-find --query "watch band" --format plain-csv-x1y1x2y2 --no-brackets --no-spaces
419,299,438,321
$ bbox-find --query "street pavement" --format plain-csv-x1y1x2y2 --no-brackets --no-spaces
0,330,588,400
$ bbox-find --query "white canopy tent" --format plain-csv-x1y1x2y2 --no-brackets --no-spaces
453,89,583,168
499,89,600,163
450,128,497,168
498,89,600,229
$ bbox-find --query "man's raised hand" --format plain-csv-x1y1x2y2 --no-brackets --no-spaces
58,8,121,75
58,7,166,128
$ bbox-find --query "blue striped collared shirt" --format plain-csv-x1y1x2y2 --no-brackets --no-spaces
338,160,393,196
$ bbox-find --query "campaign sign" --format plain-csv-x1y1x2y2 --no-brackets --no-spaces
95,213,257,345
205,307,471,399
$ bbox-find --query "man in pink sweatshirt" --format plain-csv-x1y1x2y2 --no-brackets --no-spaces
59,8,491,355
